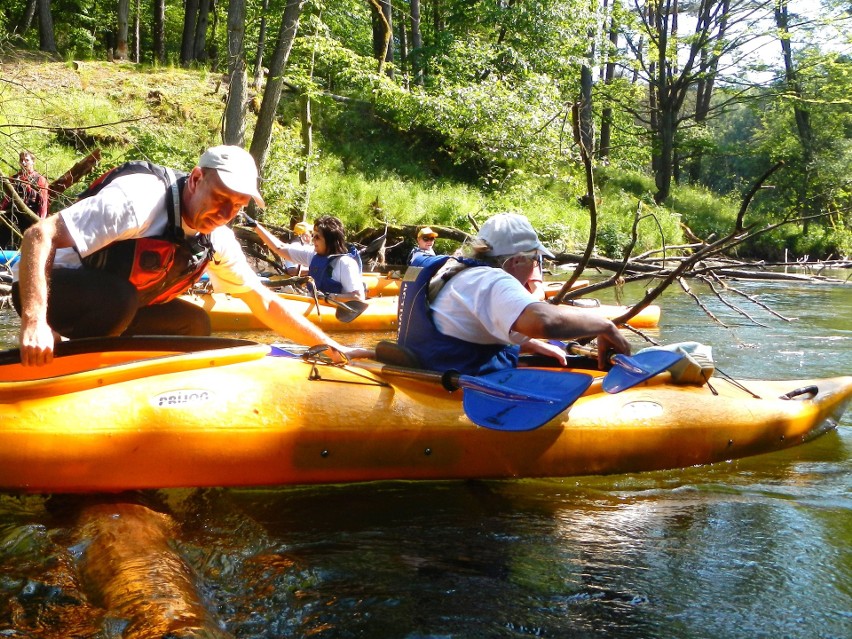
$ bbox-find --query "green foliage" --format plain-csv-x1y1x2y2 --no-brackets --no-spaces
669,184,738,243
2,0,847,260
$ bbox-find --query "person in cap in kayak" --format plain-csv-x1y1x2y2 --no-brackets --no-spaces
254,214,365,304
13,145,368,367
408,226,439,265
396,213,630,374
283,220,313,276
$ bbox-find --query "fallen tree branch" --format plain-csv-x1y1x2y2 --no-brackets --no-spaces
678,276,727,327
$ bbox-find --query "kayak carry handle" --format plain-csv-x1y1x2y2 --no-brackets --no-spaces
780,385,818,401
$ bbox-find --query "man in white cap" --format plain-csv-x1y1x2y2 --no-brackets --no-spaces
13,145,365,366
408,226,438,265
396,212,630,374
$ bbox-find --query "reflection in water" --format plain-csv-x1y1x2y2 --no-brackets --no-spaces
0,278,850,637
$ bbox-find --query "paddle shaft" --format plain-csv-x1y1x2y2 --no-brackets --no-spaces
353,360,567,403
567,342,634,369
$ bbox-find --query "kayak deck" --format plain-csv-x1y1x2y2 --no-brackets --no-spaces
0,337,848,493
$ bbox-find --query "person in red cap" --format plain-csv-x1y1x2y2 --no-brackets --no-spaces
408,227,439,265
13,145,367,367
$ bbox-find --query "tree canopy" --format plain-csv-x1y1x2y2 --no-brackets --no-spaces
1,0,850,260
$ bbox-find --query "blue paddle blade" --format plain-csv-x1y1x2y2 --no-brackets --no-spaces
462,369,593,432
602,350,684,393
268,344,300,357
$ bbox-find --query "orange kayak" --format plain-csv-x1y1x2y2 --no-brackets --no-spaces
0,336,848,493
363,272,402,298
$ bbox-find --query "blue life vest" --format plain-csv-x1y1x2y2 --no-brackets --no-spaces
397,254,520,375
308,245,362,294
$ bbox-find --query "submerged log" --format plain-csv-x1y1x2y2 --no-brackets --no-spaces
75,501,234,639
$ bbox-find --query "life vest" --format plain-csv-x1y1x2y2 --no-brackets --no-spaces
77,161,214,306
407,247,435,265
13,171,47,216
397,254,520,375
308,245,362,294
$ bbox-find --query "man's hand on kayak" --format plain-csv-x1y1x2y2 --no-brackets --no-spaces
19,320,57,367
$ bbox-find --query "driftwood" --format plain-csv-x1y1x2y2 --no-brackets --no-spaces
49,148,101,197
1,175,41,223
325,161,847,336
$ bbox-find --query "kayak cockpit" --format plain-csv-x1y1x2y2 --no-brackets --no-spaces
0,336,268,398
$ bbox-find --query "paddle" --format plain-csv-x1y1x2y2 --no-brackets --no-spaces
269,345,593,432
322,293,369,323
563,342,683,393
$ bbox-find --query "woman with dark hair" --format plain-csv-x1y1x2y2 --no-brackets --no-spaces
255,215,365,302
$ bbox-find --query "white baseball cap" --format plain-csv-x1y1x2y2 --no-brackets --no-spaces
198,145,266,208
476,213,554,258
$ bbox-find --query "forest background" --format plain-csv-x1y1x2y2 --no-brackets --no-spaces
1,0,850,265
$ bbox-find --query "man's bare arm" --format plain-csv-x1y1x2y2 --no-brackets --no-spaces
18,216,75,366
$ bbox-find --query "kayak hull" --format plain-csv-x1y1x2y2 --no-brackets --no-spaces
363,272,401,298
181,292,660,332
0,338,848,493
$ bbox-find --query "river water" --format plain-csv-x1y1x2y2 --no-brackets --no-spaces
0,275,850,638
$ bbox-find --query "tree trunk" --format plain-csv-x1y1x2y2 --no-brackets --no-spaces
249,0,306,173
37,0,57,53
579,65,594,162
17,0,38,35
223,0,248,146
410,0,423,86
194,0,212,62
253,0,270,91
180,0,199,66
115,0,130,60
369,0,393,77
297,93,312,216
152,0,165,64
133,0,140,62
208,1,220,68
775,0,815,232
480,0,514,81
654,105,675,204
397,5,408,87
598,6,618,161
433,0,443,33
688,0,729,183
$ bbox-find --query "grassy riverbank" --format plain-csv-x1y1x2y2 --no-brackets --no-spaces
1,48,752,259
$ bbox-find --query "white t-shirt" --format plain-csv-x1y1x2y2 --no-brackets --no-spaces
430,266,535,345
285,242,364,294
15,172,259,295
284,238,304,271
